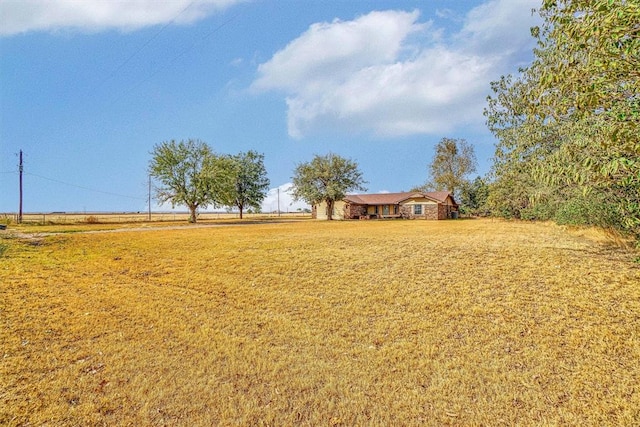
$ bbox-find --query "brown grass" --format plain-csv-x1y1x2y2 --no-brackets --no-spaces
1,219,639,425
5,211,309,226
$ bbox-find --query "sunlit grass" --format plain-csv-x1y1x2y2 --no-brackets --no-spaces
5,211,309,228
1,219,639,425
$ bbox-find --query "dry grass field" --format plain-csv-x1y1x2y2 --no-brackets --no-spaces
1,219,639,425
1,211,308,226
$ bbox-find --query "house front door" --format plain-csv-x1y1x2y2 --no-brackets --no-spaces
383,205,389,215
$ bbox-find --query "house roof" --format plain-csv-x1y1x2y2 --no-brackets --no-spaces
344,191,456,206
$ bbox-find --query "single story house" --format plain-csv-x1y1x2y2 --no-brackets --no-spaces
313,191,459,220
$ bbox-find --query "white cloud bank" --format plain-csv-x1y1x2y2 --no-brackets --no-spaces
251,0,540,139
0,0,245,35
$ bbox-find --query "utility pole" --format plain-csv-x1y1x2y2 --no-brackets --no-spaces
18,150,23,224
148,175,151,221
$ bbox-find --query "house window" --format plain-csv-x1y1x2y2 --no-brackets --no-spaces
414,204,422,215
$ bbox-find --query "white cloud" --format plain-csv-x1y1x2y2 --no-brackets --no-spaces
435,8,461,22
0,0,246,36
252,10,424,94
456,0,539,57
252,0,540,139
229,57,244,67
261,183,310,213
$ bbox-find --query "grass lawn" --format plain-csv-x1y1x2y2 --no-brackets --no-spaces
1,219,639,425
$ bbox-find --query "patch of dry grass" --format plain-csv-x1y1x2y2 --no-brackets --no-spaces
1,219,639,425
9,211,309,226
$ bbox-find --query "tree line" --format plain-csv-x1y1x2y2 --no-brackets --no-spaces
149,140,369,223
485,0,639,241
149,139,270,223
415,2,639,241
425,1,638,238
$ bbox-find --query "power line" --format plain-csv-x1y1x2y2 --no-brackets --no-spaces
122,11,240,96
92,1,197,91
24,172,146,201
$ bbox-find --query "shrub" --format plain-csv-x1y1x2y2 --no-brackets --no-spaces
520,201,557,221
85,216,100,224
555,193,618,229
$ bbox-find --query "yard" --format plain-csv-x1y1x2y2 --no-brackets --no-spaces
1,219,639,425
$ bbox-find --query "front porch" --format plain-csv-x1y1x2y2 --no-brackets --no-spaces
346,203,401,220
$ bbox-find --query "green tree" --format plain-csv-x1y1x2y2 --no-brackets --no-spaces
484,1,640,238
459,176,490,216
530,0,640,236
533,0,639,131
148,139,233,223
225,151,270,219
484,74,563,220
292,153,367,220
428,138,477,198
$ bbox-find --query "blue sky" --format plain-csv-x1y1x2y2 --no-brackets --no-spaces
0,0,540,213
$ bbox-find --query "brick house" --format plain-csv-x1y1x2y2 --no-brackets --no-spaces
313,191,458,220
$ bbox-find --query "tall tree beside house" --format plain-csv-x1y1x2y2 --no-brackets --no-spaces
224,151,270,219
148,139,234,223
427,137,477,198
291,153,367,220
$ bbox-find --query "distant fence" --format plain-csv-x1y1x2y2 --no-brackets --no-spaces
0,211,311,225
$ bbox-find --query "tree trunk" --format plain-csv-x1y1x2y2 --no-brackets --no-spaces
326,199,334,220
238,205,243,219
189,205,197,223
